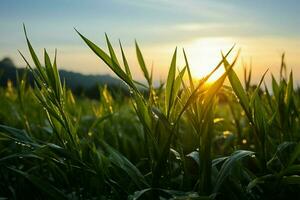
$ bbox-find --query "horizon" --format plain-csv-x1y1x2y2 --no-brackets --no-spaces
1,0,300,85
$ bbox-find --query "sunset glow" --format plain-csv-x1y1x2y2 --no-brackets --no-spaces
0,0,300,84
184,37,234,82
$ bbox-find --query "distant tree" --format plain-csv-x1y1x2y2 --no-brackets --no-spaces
0,57,15,68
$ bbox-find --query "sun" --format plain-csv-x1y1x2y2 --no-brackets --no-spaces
184,37,234,83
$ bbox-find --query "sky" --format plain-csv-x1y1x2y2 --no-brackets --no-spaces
0,0,300,85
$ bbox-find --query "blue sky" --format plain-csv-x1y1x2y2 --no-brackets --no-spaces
0,0,300,83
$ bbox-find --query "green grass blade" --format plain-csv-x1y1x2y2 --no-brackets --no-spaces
135,41,151,85
284,71,293,108
213,150,254,193
8,167,67,200
101,141,149,189
222,50,250,119
165,47,177,117
119,40,132,79
183,49,194,91
75,29,136,91
105,33,120,66
249,69,268,107
23,24,47,83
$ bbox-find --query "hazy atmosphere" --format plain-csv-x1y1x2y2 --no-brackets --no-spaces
2,1,300,199
1,0,300,84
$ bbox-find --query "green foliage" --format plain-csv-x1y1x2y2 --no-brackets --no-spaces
0,28,300,200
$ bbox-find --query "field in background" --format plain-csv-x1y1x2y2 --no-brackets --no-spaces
0,30,300,200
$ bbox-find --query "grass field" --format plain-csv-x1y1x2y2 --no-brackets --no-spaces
0,29,300,200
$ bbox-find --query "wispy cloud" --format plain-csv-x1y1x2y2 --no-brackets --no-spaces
0,0,299,82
